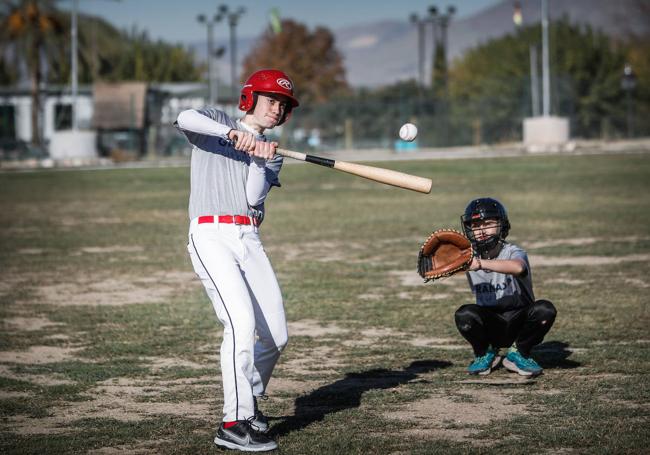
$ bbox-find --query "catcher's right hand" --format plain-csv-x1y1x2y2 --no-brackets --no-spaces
417,229,473,283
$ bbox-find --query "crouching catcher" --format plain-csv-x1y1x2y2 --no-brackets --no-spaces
455,198,557,377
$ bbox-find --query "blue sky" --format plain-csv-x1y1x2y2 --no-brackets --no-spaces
61,0,501,44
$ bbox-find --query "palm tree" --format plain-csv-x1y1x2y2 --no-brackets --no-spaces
1,1,64,145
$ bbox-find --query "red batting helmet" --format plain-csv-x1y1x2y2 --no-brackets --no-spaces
239,69,299,125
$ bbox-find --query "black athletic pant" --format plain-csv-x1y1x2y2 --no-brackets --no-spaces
454,300,556,358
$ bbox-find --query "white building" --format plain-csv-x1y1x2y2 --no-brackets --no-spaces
0,82,237,160
0,85,93,145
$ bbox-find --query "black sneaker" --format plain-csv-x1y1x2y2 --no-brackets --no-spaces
252,396,269,433
214,420,277,452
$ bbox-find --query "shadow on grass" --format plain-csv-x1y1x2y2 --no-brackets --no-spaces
532,341,581,369
270,359,451,437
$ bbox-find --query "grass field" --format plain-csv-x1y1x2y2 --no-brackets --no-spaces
1,152,649,454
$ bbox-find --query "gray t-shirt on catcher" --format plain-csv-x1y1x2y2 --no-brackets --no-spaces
466,242,535,311
176,108,283,222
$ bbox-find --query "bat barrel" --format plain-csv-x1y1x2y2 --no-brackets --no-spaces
334,161,432,194
276,148,432,194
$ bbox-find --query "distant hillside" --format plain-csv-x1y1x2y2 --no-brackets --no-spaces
192,0,649,88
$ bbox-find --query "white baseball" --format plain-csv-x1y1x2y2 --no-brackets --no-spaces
399,123,418,142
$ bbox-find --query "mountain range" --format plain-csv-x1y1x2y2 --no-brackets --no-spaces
192,0,649,88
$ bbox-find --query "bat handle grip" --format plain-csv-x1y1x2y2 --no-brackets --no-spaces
276,148,306,161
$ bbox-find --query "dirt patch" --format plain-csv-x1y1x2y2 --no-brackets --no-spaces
34,270,196,306
388,387,529,444
140,356,209,371
75,245,145,254
524,236,649,249
592,340,648,346
459,377,537,386
545,278,587,286
409,337,465,350
623,277,650,288
268,240,365,263
360,327,402,339
17,248,48,255
9,395,213,436
6,375,216,435
288,319,348,337
388,270,468,288
530,253,650,267
266,377,319,395
0,364,75,386
0,346,82,364
89,444,163,455
278,345,346,376
388,270,428,287
2,316,64,331
358,293,383,300
59,216,124,226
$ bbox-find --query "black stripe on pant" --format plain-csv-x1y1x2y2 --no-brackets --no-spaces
454,300,557,358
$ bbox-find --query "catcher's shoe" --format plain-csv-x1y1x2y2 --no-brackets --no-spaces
214,419,277,452
503,348,542,377
467,348,501,375
251,396,269,433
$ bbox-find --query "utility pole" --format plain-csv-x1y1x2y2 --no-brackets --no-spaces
218,5,246,102
530,45,540,117
64,0,121,131
541,0,551,116
409,14,426,87
434,5,455,94
197,13,223,105
409,6,455,90
71,0,78,130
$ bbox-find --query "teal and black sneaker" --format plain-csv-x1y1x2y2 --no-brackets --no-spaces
467,348,501,375
503,347,543,377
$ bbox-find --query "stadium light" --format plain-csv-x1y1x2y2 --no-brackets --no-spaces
197,13,224,105
218,4,246,102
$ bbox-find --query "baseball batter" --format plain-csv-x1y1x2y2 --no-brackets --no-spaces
175,69,299,452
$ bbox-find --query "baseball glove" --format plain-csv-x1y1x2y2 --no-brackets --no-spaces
417,229,473,283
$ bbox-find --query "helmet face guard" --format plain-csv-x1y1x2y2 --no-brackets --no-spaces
239,69,299,126
461,198,510,256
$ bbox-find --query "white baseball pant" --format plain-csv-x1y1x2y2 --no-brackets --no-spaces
187,217,288,422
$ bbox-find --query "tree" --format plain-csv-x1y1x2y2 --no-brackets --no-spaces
449,18,629,141
241,19,349,105
1,0,65,145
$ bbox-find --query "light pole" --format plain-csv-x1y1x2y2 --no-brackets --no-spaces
218,4,246,102
71,0,78,130
197,13,224,105
429,5,455,93
541,0,551,116
409,5,455,90
621,63,637,138
61,0,121,130
409,13,426,87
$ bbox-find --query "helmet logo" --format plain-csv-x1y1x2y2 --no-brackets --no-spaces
276,78,292,90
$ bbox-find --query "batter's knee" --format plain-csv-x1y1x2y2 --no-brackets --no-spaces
455,304,480,333
532,300,557,325
274,328,289,352
258,324,288,352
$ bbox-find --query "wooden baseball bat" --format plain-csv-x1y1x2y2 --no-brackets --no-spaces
276,148,432,194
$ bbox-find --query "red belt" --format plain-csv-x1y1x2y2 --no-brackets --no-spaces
198,215,258,226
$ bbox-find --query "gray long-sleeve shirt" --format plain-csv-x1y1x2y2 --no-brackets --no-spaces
175,108,283,222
